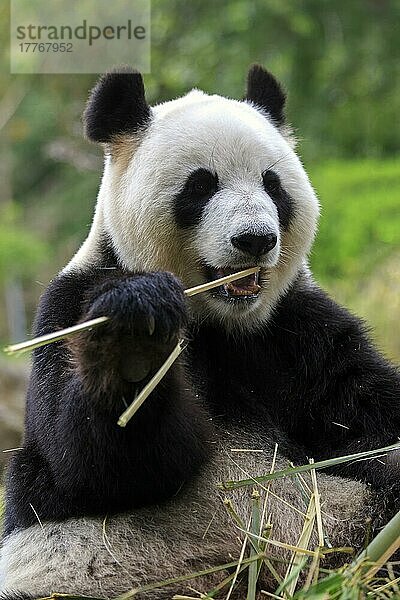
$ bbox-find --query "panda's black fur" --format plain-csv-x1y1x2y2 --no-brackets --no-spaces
1,66,399,599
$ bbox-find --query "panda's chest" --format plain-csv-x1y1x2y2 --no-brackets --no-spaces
188,326,302,424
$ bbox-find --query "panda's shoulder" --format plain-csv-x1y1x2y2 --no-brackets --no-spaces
34,268,99,334
274,275,367,348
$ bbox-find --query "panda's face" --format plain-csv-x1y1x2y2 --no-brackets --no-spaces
77,67,319,331
101,92,319,330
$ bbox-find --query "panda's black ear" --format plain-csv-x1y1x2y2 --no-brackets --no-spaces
245,64,286,125
83,66,150,143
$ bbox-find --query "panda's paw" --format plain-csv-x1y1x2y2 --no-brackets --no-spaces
70,272,187,386
85,271,187,341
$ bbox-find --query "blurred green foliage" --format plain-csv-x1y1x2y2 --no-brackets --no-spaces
310,159,400,362
0,0,399,358
310,158,400,283
0,203,47,279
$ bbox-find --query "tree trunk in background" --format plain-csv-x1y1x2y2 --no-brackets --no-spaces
0,358,27,468
5,277,27,343
0,80,28,343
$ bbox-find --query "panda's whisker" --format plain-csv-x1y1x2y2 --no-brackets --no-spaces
207,138,219,171
265,151,293,172
279,246,297,260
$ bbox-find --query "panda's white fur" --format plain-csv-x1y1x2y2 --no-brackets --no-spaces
67,90,319,332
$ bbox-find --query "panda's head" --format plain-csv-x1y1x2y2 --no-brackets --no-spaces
76,65,319,331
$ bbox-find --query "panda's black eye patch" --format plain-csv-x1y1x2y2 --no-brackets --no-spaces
262,169,294,230
262,169,281,195
186,169,218,198
174,168,219,229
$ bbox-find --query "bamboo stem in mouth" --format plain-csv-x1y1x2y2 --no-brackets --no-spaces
184,266,259,297
3,267,259,355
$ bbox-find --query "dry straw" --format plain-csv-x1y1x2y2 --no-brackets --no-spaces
218,442,400,491
33,450,400,599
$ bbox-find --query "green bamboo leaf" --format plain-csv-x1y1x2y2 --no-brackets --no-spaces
218,444,400,491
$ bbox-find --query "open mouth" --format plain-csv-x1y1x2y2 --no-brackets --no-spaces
205,266,261,301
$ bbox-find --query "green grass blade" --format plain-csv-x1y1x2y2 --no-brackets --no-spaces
218,443,400,491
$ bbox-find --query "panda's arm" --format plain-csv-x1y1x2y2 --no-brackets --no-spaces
4,269,212,532
309,323,400,494
286,286,400,498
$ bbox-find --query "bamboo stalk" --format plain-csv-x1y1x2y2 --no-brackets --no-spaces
201,563,252,598
278,558,309,599
239,529,318,557
353,508,400,580
118,339,187,427
309,458,324,548
226,516,251,600
294,509,400,597
247,490,261,600
223,497,282,588
184,267,259,297
3,317,109,355
282,494,315,598
371,575,400,595
302,546,321,592
3,267,259,356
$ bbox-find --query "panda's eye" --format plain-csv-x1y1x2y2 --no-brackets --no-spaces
192,180,210,195
262,169,281,195
188,169,218,198
174,168,219,229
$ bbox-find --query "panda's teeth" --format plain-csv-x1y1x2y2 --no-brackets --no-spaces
224,280,261,297
204,265,262,301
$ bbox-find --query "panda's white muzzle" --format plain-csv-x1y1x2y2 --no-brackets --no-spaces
194,189,281,302
200,227,279,301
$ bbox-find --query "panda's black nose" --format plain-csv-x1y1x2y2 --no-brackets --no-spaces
231,232,277,257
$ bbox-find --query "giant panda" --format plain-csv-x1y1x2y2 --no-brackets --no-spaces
1,65,399,600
